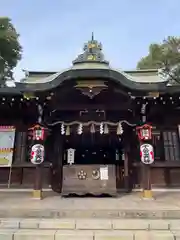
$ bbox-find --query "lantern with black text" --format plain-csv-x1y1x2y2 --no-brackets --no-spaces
31,144,44,164
140,143,154,164
136,124,152,141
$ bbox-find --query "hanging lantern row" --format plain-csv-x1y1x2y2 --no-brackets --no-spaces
0,93,54,103
0,126,15,131
136,100,177,105
134,95,180,105
1,93,180,102
60,122,124,135
131,95,180,100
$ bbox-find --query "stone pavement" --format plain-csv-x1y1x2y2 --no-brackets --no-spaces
0,191,180,218
0,191,180,210
0,218,180,239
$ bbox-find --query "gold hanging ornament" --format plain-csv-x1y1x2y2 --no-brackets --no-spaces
104,123,109,134
65,126,70,136
90,124,95,133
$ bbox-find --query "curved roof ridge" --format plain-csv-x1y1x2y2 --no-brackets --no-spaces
23,69,69,84
112,68,138,82
125,69,158,73
112,67,166,83
21,65,167,86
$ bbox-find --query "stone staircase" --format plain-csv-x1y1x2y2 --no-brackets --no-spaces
0,218,180,239
1,208,180,219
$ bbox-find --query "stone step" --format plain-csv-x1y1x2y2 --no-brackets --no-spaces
0,218,180,231
1,218,180,239
0,229,178,240
1,209,180,219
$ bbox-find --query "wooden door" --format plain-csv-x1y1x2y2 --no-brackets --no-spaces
116,164,125,190
50,130,63,193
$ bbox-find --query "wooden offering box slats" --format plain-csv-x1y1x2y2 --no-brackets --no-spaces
62,164,117,196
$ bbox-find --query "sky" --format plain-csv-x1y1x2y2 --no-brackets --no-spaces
1,0,180,80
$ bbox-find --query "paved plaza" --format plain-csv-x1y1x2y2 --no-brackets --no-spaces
0,190,180,211
0,190,179,219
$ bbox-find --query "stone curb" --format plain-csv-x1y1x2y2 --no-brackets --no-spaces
1,209,180,219
0,218,180,231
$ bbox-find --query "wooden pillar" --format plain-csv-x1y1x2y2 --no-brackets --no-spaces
32,136,44,199
58,135,63,192
32,104,45,199
140,117,153,199
51,129,63,193
141,161,152,199
123,151,129,192
13,123,27,186
33,164,43,199
122,128,131,192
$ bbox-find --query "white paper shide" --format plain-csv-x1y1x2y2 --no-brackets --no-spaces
100,166,109,180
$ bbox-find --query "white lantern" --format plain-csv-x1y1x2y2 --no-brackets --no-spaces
31,144,44,165
140,144,154,164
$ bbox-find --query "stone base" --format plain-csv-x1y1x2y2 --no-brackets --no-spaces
32,190,42,200
142,190,153,199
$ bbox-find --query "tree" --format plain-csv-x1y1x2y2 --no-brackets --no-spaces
137,37,180,83
0,17,22,82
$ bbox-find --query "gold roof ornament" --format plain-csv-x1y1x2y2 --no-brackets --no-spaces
148,92,159,97
75,80,107,99
23,92,35,99
72,32,109,65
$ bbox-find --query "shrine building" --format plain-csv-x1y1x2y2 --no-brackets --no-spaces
0,35,180,198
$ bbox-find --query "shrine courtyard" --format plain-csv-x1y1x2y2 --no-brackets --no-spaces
0,190,180,219
0,191,180,239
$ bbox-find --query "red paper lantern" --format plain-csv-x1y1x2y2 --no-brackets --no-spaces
28,124,46,141
136,124,152,141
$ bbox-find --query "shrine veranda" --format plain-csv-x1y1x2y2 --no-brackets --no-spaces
0,36,180,198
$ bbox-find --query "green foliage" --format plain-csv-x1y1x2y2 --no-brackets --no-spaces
137,44,163,69
137,36,180,83
137,37,180,69
0,17,22,81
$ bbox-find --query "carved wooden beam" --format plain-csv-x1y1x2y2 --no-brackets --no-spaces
49,103,133,111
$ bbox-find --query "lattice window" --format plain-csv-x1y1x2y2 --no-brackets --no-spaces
152,130,163,161
162,131,180,161
14,131,27,163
